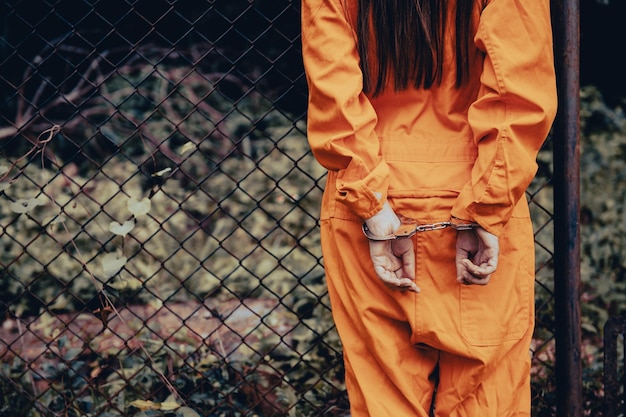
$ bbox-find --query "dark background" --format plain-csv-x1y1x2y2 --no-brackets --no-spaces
0,0,623,119
580,0,626,106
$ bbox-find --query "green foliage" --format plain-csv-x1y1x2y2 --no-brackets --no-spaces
579,87,626,320
0,57,343,416
577,87,626,415
0,57,327,312
529,86,626,416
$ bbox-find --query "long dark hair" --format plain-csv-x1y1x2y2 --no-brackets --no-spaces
357,0,474,95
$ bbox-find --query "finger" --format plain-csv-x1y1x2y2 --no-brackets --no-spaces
462,258,497,277
455,252,471,283
392,239,415,280
459,273,491,286
384,277,420,293
456,259,495,285
373,266,420,292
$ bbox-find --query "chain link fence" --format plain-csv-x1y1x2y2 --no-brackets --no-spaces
0,1,556,416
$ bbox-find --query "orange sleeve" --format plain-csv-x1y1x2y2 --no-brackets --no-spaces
450,0,558,236
301,0,389,220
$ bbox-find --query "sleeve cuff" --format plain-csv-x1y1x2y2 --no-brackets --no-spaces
335,159,390,219
451,189,506,237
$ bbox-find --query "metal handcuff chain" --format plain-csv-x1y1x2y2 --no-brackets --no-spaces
362,217,479,241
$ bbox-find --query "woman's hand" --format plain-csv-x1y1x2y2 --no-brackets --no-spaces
368,239,419,292
365,201,419,293
455,227,499,285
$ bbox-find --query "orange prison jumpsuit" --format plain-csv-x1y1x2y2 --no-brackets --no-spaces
302,0,558,415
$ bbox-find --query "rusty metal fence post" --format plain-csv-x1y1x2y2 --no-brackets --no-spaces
551,0,582,415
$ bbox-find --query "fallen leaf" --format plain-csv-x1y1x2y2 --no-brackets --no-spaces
129,399,180,411
179,142,196,155
109,220,134,237
178,406,202,417
128,197,151,218
101,253,127,278
108,276,142,291
9,198,44,213
152,167,172,177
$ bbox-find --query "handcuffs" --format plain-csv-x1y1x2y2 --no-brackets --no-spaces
362,216,480,241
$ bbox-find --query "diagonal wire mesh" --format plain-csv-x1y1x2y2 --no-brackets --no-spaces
528,138,557,412
0,1,553,416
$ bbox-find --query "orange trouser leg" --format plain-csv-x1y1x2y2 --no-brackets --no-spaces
433,327,533,417
321,200,536,417
321,218,437,417
405,202,536,417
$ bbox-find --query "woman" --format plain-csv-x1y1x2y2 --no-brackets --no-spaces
301,0,557,415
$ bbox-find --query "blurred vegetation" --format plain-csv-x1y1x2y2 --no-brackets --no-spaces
529,86,626,416
0,42,346,416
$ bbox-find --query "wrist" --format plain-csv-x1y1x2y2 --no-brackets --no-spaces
364,201,400,236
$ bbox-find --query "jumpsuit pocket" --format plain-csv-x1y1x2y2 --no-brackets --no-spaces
459,217,533,347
